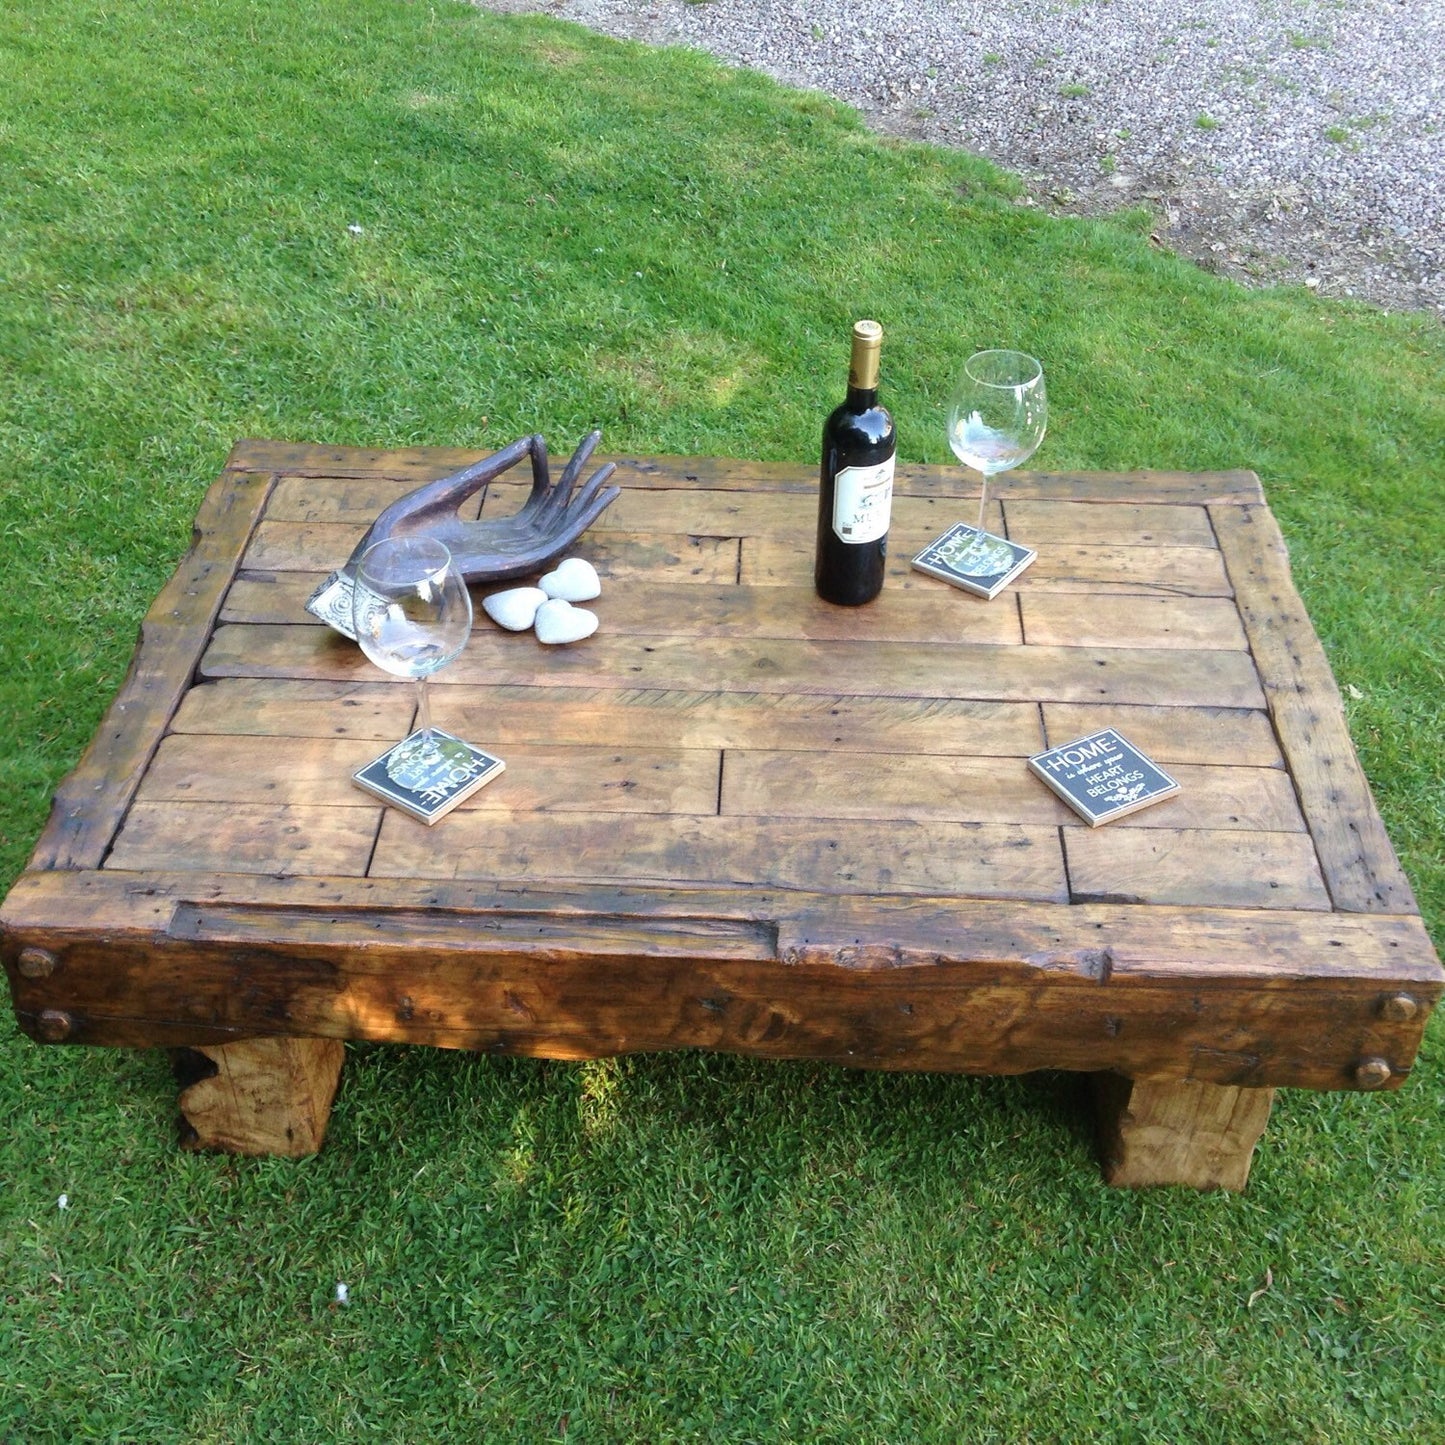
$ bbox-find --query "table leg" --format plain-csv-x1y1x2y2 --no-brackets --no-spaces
1092,1073,1275,1191
173,1036,345,1157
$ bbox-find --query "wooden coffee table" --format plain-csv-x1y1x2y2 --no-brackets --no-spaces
3,441,1439,1188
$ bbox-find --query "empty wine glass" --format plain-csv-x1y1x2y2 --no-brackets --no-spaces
351,535,473,787
946,350,1048,573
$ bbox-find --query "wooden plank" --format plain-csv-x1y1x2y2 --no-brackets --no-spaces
1002,499,1217,548
478,582,1024,646
243,520,359,573
987,468,1262,507
600,459,1260,505
1065,827,1331,910
448,688,1044,757
202,623,1271,710
1211,503,1417,914
481,479,969,541
1005,502,1219,546
1011,544,1232,597
723,752,1306,832
167,678,1045,756
176,1036,344,1157
9,868,1439,984
371,811,1070,901
134,734,722,816
105,802,380,876
30,469,276,872
10,903,1430,1088
224,442,1261,505
240,526,741,582
226,437,486,480
8,855,1433,982
1093,1075,1275,1190
171,678,414,740
743,536,1231,596
1021,595,1248,651
261,473,481,524
1041,704,1283,768
222,571,336,622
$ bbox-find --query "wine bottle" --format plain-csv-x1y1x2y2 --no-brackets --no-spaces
814,319,896,606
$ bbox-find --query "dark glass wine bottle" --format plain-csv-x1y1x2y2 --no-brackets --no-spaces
814,319,896,606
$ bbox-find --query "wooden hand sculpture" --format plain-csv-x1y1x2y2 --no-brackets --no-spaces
306,431,620,638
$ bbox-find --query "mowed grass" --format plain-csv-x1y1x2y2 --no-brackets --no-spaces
1,0,1442,1439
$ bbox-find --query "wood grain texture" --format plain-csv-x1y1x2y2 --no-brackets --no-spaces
7,914,1428,1089
263,473,478,524
481,479,966,542
1065,827,1331,910
744,536,1232,596
30,468,276,871
371,811,1071,901
6,869,1437,984
133,733,721,815
201,623,1270,709
8,870,1436,1087
1093,1074,1275,1190
1021,595,1248,650
176,1035,344,1156
241,525,740,582
722,752,1306,832
224,441,1262,505
1040,703,1283,768
168,678,1046,756
523,582,1024,645
1002,500,1217,548
105,802,382,876
171,678,415,740
1211,503,1417,913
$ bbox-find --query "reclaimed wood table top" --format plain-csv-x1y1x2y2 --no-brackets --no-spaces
3,440,1440,1098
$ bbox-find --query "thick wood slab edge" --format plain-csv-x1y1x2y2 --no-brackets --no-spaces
6,869,1438,1089
1212,503,1418,913
222,439,1263,505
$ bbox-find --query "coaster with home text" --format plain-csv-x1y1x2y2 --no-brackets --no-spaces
1028,729,1180,826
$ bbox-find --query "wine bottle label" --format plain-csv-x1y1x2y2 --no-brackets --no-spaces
831,458,894,544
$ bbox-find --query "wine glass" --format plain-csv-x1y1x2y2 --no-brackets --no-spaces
351,536,473,787
946,350,1048,573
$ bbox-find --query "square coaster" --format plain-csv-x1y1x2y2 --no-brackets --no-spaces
352,730,506,824
1028,729,1180,826
911,522,1036,600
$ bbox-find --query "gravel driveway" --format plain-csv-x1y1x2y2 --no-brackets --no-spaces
479,0,1444,317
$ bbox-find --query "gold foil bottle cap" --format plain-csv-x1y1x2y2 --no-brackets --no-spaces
849,320,882,390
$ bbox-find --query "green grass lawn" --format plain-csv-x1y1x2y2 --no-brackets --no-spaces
2,0,1442,1439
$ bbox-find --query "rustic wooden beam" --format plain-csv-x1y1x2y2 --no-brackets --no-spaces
1211,502,1417,913
222,440,1263,505
1093,1073,1275,1190
175,1036,344,1157
6,872,1437,1089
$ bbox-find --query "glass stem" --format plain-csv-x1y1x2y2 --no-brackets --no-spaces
976,475,989,532
414,675,433,741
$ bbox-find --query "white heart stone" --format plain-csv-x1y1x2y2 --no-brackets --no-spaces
534,598,599,645
482,586,547,631
539,556,601,602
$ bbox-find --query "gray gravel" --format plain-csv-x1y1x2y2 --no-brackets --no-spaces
479,0,1445,316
